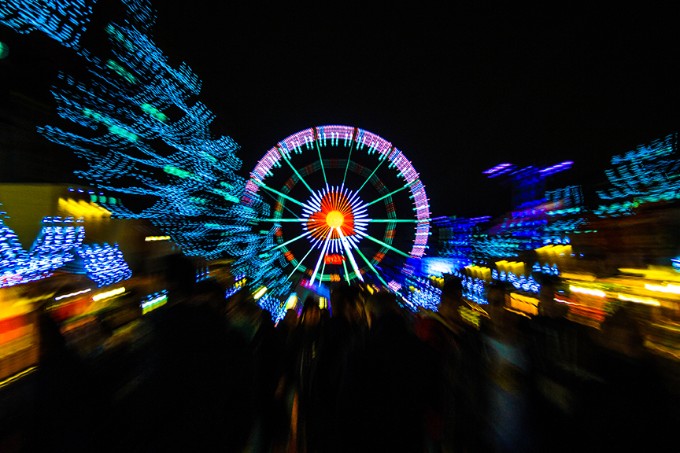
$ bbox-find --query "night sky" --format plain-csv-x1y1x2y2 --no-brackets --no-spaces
3,2,679,219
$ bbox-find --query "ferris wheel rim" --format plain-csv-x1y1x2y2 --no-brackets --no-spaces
245,124,431,286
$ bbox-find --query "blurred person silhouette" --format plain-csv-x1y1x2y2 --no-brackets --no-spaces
290,295,326,452
579,306,674,451
137,252,255,452
269,306,300,452
439,275,492,452
222,287,279,453
412,307,455,452
315,283,369,452
359,290,430,452
30,301,100,452
481,299,537,453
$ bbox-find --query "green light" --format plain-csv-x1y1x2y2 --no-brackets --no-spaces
0,41,8,60
106,59,136,84
141,103,168,122
108,125,137,141
164,165,192,179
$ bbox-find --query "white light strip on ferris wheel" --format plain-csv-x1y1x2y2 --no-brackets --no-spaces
310,228,334,285
337,227,364,282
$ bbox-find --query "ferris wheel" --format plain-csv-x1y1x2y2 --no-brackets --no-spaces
244,125,431,291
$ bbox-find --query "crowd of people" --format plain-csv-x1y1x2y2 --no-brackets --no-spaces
22,252,679,452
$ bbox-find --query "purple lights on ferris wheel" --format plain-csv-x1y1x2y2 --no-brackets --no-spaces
246,124,432,290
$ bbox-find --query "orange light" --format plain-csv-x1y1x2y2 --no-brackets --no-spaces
308,191,355,240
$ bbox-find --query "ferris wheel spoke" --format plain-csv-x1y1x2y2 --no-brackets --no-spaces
310,228,334,284
367,218,420,223
285,246,315,282
341,258,351,284
356,157,386,194
336,227,364,282
366,181,414,207
341,140,356,187
352,244,391,288
271,230,314,251
259,189,301,219
255,180,307,207
281,152,315,194
355,230,411,258
261,218,316,223
315,140,328,186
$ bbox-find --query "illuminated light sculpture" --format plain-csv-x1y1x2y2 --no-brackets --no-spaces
0,212,132,288
432,215,491,272
29,216,86,273
141,290,167,315
0,0,99,49
483,160,574,210
36,12,264,264
77,242,132,287
475,161,577,265
246,125,431,297
0,0,155,50
595,132,680,217
403,276,442,311
0,208,31,288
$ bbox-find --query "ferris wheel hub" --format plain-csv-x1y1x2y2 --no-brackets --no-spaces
325,210,345,228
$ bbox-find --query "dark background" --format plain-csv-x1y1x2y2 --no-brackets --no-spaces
2,2,679,218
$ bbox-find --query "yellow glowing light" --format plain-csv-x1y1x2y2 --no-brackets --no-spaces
285,294,298,310
0,367,37,390
465,265,492,281
92,287,125,301
561,272,596,282
145,235,171,242
619,266,680,282
252,286,267,300
569,285,606,298
494,260,525,276
509,292,539,316
645,283,680,295
535,244,572,256
617,293,661,306
326,210,344,228
58,197,111,218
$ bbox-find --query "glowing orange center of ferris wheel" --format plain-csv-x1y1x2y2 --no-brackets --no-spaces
308,192,355,240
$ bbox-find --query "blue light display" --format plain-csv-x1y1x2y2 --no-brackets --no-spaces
0,212,131,288
402,275,442,311
33,4,269,271
0,0,155,50
596,133,680,216
1,0,295,319
0,0,99,50
78,242,132,287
